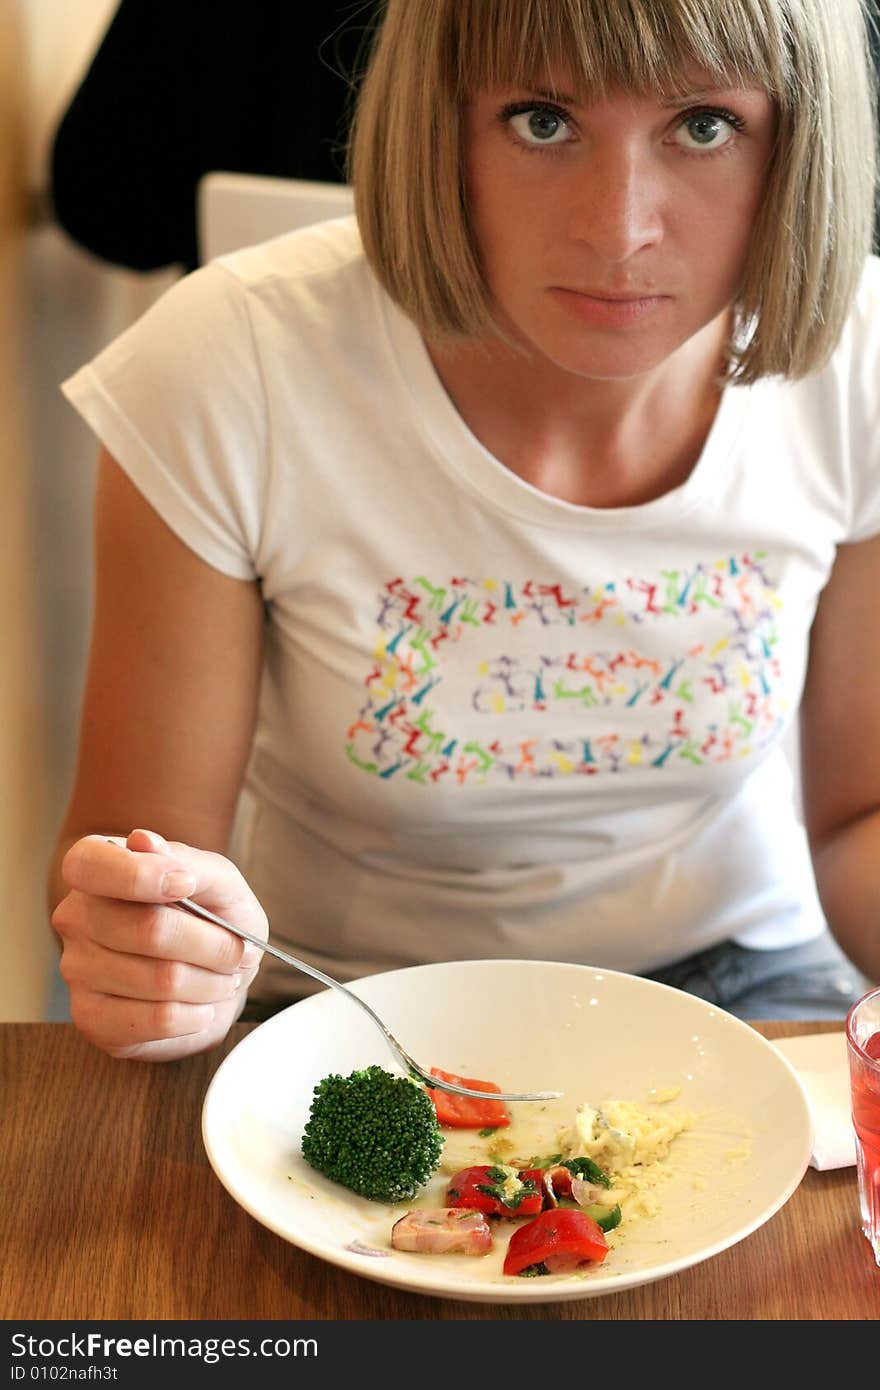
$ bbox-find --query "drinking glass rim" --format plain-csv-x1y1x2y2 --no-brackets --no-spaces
846,983,880,1065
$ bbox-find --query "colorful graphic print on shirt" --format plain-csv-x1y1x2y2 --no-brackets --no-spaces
344,555,788,785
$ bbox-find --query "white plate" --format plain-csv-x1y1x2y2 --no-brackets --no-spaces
201,959,813,1304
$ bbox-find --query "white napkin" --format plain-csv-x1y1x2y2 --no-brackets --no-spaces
772,1032,856,1170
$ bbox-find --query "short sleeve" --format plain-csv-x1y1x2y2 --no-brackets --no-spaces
61,262,267,581
845,257,880,544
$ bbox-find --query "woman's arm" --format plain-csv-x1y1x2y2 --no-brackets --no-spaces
51,447,265,893
799,531,880,982
49,448,268,1058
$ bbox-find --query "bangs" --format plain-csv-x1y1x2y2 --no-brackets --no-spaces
446,0,795,102
352,0,876,381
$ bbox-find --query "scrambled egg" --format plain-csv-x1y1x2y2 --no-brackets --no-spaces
569,1098,693,1169
438,1090,699,1232
562,1094,695,1220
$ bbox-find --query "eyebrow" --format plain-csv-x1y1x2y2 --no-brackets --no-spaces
524,86,578,105
660,88,759,106
517,83,760,108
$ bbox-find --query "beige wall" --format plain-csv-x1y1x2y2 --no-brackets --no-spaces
3,0,177,1019
0,0,52,1019
21,0,118,192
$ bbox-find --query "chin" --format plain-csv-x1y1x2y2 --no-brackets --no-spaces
530,301,717,382
534,333,678,382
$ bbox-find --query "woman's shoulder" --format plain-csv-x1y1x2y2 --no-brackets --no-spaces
98,214,375,375
828,253,880,393
785,253,880,396
849,252,880,329
825,253,880,369
752,255,879,449
143,213,382,363
205,213,370,307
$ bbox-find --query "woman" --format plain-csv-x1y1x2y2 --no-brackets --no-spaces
51,0,879,1060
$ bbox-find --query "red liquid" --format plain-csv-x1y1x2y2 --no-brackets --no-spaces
850,1030,880,1264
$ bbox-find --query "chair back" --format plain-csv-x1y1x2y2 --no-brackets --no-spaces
197,172,354,262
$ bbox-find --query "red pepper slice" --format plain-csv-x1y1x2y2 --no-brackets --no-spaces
446,1165,544,1219
425,1069,511,1129
503,1208,610,1276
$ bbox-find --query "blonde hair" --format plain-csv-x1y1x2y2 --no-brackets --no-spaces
349,0,878,383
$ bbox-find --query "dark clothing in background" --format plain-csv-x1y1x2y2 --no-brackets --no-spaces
50,0,381,273
50,0,880,273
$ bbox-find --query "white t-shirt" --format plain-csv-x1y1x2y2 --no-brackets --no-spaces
62,217,880,1003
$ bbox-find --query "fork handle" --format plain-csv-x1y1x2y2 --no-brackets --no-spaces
106,843,556,1101
175,896,561,1103
176,896,424,1064
178,897,345,994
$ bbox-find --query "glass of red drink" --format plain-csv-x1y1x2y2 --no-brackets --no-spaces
846,985,880,1267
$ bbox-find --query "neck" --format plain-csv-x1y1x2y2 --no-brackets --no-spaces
426,313,730,508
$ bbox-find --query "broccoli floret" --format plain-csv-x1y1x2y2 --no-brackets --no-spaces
301,1065,444,1203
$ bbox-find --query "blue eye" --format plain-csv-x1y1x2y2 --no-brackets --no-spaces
507,106,573,146
674,109,742,151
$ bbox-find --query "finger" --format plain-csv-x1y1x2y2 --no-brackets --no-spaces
70,986,219,1052
60,934,243,1005
61,832,268,972
68,895,251,976
62,834,198,904
125,827,169,855
127,832,268,971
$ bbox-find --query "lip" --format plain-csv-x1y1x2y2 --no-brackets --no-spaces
549,286,671,328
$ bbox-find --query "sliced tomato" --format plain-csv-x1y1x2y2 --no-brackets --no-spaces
446,1165,544,1219
424,1069,511,1128
502,1209,609,1276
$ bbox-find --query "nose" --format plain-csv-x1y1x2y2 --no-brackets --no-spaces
568,143,663,264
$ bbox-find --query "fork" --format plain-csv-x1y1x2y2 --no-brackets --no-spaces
177,896,562,1102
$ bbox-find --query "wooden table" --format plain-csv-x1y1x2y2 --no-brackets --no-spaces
1,1021,878,1321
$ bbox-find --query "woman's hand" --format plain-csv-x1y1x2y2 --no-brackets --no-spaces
52,827,268,1061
